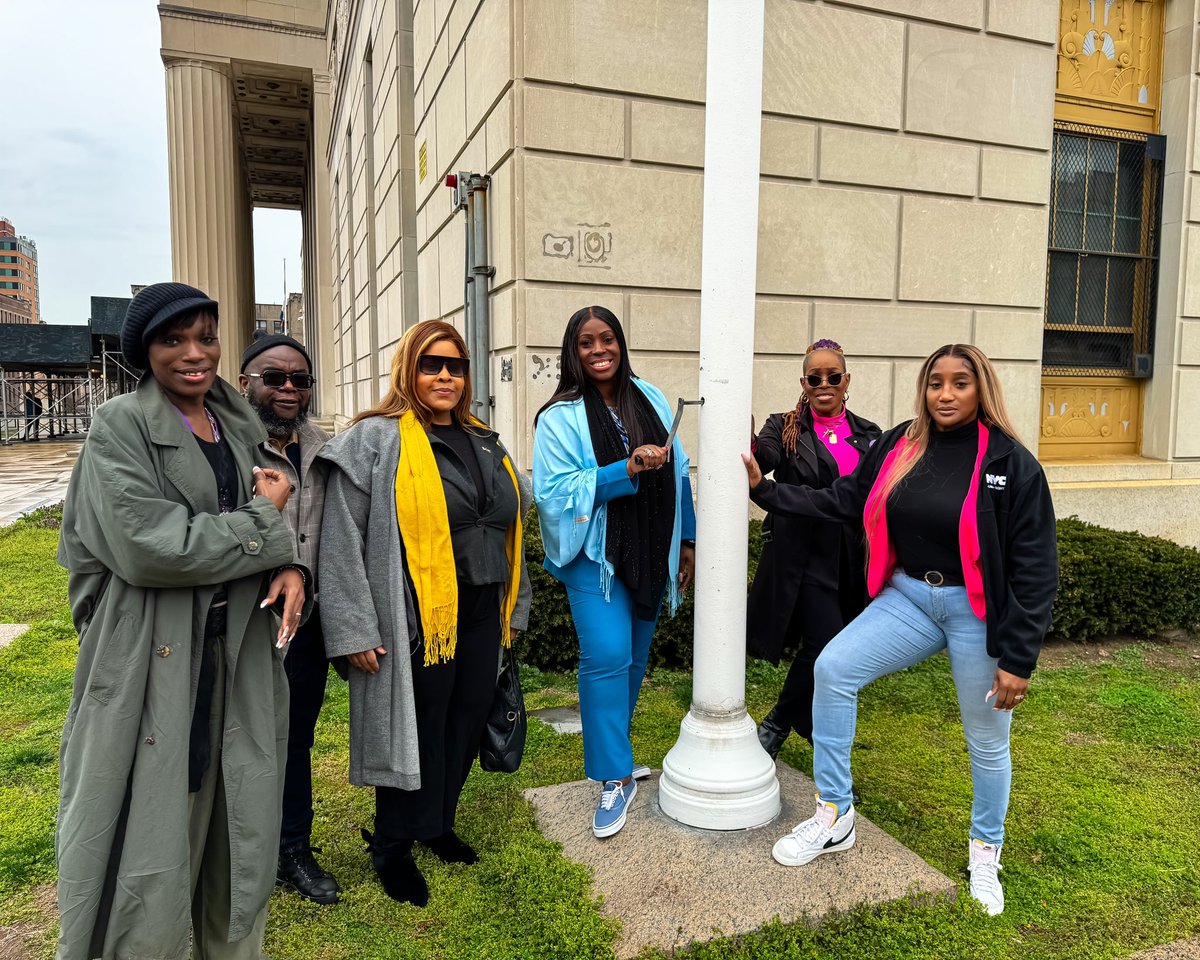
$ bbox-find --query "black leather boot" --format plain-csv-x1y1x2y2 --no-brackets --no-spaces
423,830,479,865
362,828,429,907
277,843,340,905
757,708,790,760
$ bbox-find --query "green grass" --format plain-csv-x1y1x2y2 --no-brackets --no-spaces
1,522,1198,959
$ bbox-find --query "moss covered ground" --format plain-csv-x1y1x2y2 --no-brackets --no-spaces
1,517,1197,959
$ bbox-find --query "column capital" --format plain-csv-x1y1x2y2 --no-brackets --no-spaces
162,55,231,76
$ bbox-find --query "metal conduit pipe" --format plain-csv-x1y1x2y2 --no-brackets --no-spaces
449,170,495,420
469,173,493,419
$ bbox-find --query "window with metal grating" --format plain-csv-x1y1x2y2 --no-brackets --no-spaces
1043,122,1164,378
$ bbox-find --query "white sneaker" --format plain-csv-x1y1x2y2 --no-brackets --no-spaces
968,839,1004,915
771,796,856,866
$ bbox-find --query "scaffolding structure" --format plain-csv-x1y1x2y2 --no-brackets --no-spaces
0,307,139,445
0,349,138,444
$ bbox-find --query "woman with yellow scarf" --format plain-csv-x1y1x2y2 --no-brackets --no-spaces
317,320,530,907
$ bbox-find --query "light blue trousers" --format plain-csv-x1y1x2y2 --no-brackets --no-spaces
566,577,659,783
812,572,1012,845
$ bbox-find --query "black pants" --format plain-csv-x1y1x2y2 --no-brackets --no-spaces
375,582,502,842
279,608,330,850
772,581,847,743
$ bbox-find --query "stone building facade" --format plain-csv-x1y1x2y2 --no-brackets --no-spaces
160,0,1200,547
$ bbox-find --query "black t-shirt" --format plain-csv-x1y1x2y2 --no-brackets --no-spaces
194,428,238,515
888,420,978,584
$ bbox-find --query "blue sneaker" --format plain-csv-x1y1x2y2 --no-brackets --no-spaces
593,779,637,838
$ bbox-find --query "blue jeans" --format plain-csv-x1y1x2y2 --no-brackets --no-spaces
812,573,1012,845
566,576,660,782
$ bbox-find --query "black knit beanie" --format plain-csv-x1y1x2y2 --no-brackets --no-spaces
240,331,313,373
120,282,219,369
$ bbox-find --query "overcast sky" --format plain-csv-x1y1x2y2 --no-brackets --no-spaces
5,0,300,325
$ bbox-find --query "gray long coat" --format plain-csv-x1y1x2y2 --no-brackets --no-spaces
55,377,308,960
317,416,531,790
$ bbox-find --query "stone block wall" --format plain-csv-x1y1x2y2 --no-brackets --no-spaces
315,0,1200,543
1150,0,1200,460
325,0,1200,479
503,0,1059,463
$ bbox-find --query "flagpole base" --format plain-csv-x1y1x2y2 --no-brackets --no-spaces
658,709,781,830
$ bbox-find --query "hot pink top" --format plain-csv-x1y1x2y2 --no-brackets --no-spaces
811,409,860,477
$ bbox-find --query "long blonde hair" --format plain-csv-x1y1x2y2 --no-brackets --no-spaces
351,319,476,426
866,343,1022,532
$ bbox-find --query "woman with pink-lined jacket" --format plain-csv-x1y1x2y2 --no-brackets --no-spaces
742,343,1057,917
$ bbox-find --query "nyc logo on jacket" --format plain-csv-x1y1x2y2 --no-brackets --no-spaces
985,473,1007,492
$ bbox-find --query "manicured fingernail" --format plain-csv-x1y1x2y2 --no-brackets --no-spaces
260,599,270,608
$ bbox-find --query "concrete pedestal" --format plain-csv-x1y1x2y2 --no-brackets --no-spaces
526,764,957,958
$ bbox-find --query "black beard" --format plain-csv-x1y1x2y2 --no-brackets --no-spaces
253,402,308,439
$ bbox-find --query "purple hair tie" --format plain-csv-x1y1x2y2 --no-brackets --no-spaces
808,338,844,353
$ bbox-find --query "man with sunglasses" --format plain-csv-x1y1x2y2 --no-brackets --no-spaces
239,332,341,905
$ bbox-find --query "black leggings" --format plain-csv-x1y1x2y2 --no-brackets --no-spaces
772,581,847,743
375,582,502,841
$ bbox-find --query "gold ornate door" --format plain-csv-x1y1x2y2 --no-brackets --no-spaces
1041,1,1164,459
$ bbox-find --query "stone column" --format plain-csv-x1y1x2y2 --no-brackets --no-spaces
164,58,250,382
306,72,338,418
658,0,780,831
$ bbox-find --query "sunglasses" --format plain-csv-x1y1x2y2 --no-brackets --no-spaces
247,369,316,389
804,372,845,388
418,354,470,378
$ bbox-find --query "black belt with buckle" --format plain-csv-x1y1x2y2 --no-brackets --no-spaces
911,570,964,587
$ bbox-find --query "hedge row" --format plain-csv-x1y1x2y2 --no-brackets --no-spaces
515,509,1200,670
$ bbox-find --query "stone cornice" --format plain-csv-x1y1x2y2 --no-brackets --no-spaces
157,4,326,40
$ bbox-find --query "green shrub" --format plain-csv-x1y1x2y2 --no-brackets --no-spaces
1051,516,1200,641
517,508,1200,670
517,508,763,670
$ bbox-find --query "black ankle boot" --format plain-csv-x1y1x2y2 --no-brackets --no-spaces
757,708,789,760
423,830,478,865
277,842,341,904
362,828,429,907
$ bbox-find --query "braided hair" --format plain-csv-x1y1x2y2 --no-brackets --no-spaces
781,339,846,455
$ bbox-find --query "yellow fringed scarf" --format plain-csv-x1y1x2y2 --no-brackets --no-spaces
395,411,523,665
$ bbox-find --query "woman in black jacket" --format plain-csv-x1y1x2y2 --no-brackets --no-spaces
743,343,1057,918
748,339,880,758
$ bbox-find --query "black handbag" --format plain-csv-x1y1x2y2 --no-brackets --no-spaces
479,646,527,773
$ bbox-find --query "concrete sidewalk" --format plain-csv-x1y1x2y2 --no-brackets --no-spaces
526,764,956,958
0,441,81,526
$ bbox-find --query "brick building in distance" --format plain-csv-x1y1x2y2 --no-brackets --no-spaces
0,218,40,324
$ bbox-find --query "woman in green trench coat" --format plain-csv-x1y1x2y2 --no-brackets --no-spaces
55,283,311,960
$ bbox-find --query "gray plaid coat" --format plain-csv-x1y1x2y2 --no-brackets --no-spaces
255,418,330,585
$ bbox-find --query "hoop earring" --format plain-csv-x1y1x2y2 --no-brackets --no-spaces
800,394,810,405
842,393,849,405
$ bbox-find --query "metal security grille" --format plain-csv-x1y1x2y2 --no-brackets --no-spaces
1044,123,1164,377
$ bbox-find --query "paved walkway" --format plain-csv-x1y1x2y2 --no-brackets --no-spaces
0,441,81,526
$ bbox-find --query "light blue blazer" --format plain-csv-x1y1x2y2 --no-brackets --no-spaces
533,378,696,615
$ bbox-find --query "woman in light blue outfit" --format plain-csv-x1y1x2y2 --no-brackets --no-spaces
533,306,696,838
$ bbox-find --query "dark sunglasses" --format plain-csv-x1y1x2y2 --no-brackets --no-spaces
247,369,316,389
804,372,845,388
418,354,470,378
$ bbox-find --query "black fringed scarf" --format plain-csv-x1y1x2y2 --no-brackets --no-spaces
583,384,676,619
